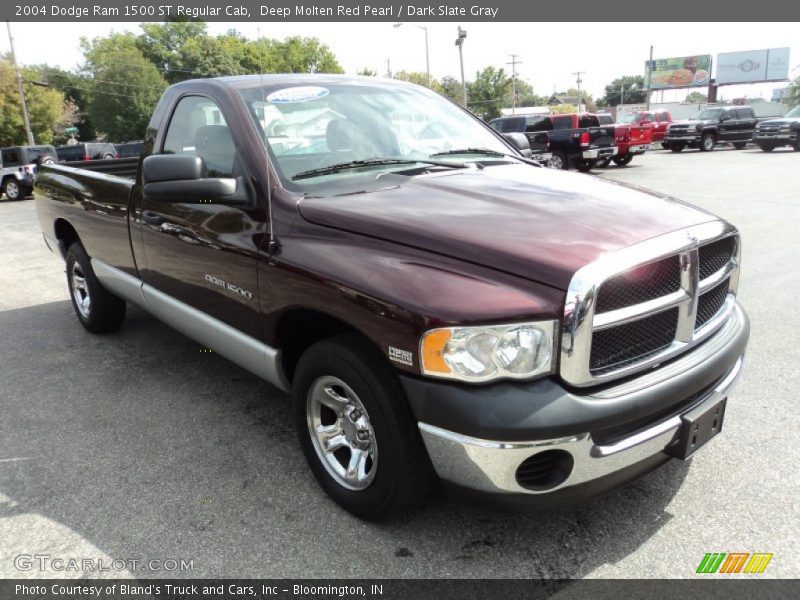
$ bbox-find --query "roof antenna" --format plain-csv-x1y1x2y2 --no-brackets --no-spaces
257,28,278,256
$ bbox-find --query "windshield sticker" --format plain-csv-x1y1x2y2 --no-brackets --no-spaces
267,86,329,104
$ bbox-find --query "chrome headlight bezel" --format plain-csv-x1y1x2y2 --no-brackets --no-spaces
419,321,559,384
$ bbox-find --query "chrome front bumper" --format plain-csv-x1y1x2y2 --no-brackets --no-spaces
418,305,747,497
754,132,795,141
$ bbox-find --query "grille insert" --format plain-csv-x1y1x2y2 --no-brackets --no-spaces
595,256,681,313
590,308,679,374
699,237,735,281
696,279,730,329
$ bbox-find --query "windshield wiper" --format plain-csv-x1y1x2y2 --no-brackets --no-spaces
292,158,463,181
430,147,506,157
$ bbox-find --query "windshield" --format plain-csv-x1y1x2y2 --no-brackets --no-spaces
690,108,724,120
238,82,512,192
785,106,800,118
619,113,647,124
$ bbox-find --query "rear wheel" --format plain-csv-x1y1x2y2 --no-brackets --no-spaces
700,132,716,152
757,143,775,152
575,159,595,173
2,179,21,200
292,334,438,520
668,142,685,153
733,142,747,149
612,153,633,166
65,243,126,333
596,157,612,168
102,153,115,160
549,151,568,170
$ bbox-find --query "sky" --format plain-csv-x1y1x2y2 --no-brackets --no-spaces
2,21,798,102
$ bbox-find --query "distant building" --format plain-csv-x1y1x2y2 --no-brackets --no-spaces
548,94,582,105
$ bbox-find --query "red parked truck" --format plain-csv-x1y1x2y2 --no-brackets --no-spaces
597,113,654,167
619,110,673,145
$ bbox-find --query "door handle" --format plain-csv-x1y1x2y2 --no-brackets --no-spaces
141,210,164,226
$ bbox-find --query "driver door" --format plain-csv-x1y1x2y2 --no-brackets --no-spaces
139,94,266,339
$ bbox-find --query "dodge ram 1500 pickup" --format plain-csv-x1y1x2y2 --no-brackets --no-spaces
35,75,749,520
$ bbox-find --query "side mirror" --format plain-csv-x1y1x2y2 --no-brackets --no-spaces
503,132,532,157
719,114,730,122
142,154,252,207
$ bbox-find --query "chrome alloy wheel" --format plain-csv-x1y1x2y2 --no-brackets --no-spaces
306,375,378,490
70,261,91,318
5,181,19,200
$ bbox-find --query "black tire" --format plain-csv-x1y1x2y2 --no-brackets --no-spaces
102,153,115,160
612,153,633,166
668,142,685,153
793,134,800,151
292,333,438,520
733,142,747,150
549,151,568,170
757,143,775,152
575,159,595,173
65,243,126,333
596,157,612,168
2,178,22,200
700,132,716,152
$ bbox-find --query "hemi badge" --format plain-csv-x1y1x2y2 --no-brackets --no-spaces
388,346,413,366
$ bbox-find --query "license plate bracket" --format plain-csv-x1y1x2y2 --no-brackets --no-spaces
665,397,727,459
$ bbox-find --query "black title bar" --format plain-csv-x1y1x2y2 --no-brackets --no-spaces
4,0,800,21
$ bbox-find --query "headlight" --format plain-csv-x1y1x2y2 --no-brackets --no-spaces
780,125,792,132
420,321,557,383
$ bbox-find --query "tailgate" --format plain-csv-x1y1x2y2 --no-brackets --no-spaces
588,126,615,148
524,131,550,153
628,125,653,144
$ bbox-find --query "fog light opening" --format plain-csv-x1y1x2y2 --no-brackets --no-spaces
515,449,574,491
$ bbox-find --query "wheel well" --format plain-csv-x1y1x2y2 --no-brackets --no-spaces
54,219,81,251
277,309,368,383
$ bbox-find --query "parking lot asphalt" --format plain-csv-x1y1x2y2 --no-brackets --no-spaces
1,146,798,580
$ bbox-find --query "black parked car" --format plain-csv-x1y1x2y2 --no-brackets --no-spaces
753,106,800,152
663,106,763,152
114,141,144,158
56,142,118,162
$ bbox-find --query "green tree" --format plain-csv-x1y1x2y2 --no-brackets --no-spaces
0,60,69,146
357,67,377,77
467,66,512,121
137,21,209,82
601,75,646,107
393,70,442,93
34,65,96,140
506,79,548,108
685,91,708,103
439,75,465,104
81,34,167,141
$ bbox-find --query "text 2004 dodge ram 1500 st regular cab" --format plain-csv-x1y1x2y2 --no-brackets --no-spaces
36,75,749,520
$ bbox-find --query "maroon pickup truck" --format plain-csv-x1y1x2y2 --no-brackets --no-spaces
35,75,749,520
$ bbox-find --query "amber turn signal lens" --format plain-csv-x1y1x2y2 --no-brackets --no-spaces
420,329,452,374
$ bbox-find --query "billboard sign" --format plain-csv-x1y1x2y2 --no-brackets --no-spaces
715,48,791,84
646,55,712,89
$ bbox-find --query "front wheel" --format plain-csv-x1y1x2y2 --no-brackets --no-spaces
793,134,800,151
733,142,747,149
668,142,685,153
700,133,716,152
292,334,438,520
757,143,775,152
66,243,127,333
612,153,633,166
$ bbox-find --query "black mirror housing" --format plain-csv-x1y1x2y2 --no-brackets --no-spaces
143,154,205,184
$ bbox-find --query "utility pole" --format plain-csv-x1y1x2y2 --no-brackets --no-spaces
507,54,522,114
455,27,467,107
572,71,585,110
6,21,35,146
646,45,654,110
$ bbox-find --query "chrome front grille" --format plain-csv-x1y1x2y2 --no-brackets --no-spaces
561,222,740,387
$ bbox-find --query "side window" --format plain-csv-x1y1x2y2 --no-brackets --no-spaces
737,108,754,119
552,116,573,130
2,150,20,166
163,96,236,178
579,115,599,128
525,117,548,132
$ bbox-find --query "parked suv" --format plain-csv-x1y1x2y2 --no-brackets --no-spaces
114,141,144,158
0,145,57,200
664,106,759,152
753,106,800,152
55,142,118,162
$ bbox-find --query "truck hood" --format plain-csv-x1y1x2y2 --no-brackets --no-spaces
297,164,715,290
757,117,800,127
